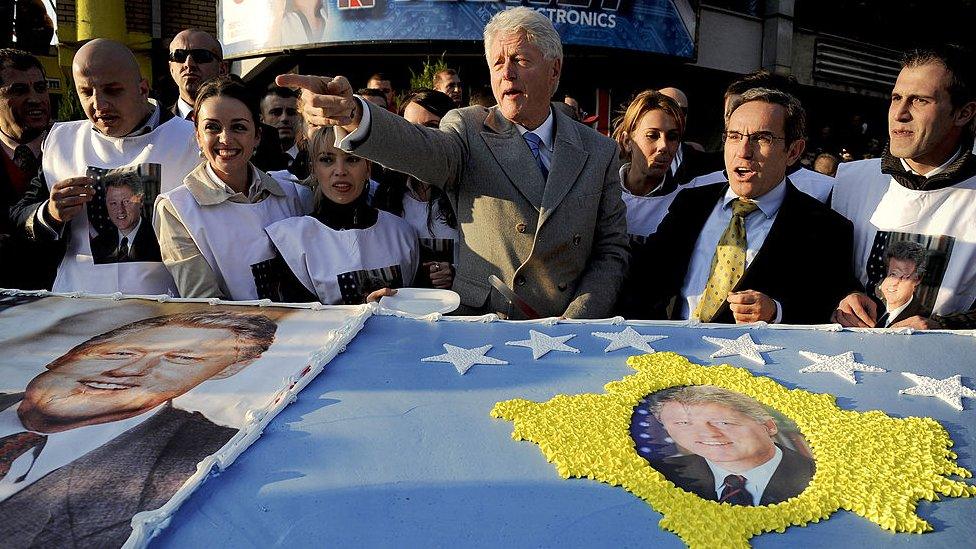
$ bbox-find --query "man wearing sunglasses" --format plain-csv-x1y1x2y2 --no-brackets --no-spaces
0,48,60,291
629,88,858,324
167,29,227,120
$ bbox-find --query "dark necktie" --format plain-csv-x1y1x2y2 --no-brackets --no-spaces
0,431,46,481
12,145,38,176
522,131,549,180
719,474,753,506
118,236,130,261
876,311,890,328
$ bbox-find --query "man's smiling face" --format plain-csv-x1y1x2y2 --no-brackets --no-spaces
658,401,778,472
19,325,244,433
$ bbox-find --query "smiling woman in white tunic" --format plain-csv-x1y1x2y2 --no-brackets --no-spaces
154,76,311,299
265,125,419,305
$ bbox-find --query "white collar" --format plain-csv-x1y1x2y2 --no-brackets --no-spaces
618,162,666,197
514,108,555,152
670,143,684,176
706,445,783,505
883,295,914,326
722,177,788,219
899,147,963,178
204,162,263,197
286,144,299,159
177,97,194,120
118,216,143,241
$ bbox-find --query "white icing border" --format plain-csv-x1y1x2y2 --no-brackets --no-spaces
372,303,976,337
0,289,372,549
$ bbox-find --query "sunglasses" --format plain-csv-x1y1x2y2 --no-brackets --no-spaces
168,48,219,64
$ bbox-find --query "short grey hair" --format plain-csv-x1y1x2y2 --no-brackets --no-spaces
885,240,928,277
650,385,772,424
483,7,563,62
726,87,807,145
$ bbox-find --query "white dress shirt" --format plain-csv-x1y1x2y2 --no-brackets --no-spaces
679,180,787,322
176,97,194,120
881,296,915,327
0,401,162,502
117,216,142,245
705,445,783,505
900,147,962,178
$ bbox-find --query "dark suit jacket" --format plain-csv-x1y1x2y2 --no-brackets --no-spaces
653,445,815,505
877,296,929,328
0,394,236,548
672,143,724,187
626,181,860,323
89,221,162,264
0,148,62,290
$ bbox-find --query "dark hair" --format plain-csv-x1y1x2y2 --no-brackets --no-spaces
263,84,300,100
434,68,458,84
468,86,496,108
105,171,144,195
194,76,261,130
727,87,807,144
884,240,928,277
50,311,278,378
398,88,455,119
902,46,975,111
724,70,798,106
0,48,44,86
357,87,389,106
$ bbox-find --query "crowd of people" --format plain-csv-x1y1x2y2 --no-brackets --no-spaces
1,8,974,329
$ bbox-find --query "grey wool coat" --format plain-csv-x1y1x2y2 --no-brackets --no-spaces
344,100,629,319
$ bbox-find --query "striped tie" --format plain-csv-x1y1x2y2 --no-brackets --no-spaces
719,474,753,506
0,431,46,481
522,131,549,180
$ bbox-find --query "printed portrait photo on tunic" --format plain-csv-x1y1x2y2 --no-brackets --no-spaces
86,163,163,265
631,385,815,506
865,232,954,323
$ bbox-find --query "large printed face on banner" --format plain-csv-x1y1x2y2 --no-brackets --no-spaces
632,385,815,506
219,1,697,59
0,294,358,547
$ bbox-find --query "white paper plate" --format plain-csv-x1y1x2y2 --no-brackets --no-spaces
379,288,461,315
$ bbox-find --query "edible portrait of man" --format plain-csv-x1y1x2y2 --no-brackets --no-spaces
636,385,815,506
0,305,280,547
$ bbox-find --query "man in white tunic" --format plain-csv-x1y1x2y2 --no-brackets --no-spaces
831,46,976,329
10,39,200,295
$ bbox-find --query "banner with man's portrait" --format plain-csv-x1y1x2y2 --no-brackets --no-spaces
0,293,369,548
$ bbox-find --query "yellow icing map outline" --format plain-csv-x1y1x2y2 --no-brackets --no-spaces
490,352,976,548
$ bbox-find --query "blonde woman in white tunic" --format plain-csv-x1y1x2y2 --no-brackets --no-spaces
154,77,311,300
265,126,419,305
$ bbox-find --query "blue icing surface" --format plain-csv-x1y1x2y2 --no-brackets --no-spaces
152,317,976,547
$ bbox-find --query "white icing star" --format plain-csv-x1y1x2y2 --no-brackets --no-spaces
591,326,667,353
797,350,886,384
702,333,783,365
421,344,508,375
505,330,579,360
899,372,976,411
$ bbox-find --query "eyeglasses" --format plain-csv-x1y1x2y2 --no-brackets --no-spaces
1,81,48,97
722,131,786,147
168,49,219,64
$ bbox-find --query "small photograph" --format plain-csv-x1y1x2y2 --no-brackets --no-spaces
86,164,163,264
631,385,815,506
867,233,953,327
337,265,403,304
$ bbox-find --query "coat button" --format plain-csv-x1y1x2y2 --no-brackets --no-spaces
516,222,527,233
573,233,582,245
515,275,526,286
557,283,568,292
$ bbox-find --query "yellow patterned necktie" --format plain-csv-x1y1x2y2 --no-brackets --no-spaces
694,198,760,322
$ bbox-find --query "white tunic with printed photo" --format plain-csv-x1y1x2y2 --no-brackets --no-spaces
832,158,976,315
42,110,200,295
163,181,309,300
265,210,419,305
401,193,459,263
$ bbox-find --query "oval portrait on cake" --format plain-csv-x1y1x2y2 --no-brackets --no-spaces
631,385,815,506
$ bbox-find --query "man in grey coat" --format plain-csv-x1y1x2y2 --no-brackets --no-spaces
278,8,628,319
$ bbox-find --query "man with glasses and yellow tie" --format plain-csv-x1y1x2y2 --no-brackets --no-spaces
629,88,859,324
